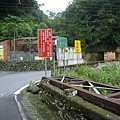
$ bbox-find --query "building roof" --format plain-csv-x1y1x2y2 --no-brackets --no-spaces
16,37,37,41
0,38,10,42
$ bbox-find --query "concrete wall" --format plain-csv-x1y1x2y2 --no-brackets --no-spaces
104,52,115,61
56,47,84,66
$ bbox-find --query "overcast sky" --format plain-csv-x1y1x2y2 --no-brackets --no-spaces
37,0,71,13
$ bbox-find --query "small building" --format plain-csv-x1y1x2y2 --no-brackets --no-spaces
0,37,38,61
0,37,61,61
0,38,14,61
0,37,84,66
104,52,116,61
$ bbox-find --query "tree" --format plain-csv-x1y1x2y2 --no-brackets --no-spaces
0,0,52,38
39,22,48,29
18,23,33,37
2,15,23,38
0,0,38,19
62,0,120,52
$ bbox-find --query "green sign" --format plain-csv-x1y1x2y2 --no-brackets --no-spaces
57,37,67,48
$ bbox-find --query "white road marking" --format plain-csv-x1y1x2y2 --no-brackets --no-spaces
14,84,29,120
14,95,27,120
13,80,41,120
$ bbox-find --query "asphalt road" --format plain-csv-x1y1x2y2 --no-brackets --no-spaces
0,71,51,120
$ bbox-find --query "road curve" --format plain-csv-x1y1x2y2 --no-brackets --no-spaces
0,71,51,120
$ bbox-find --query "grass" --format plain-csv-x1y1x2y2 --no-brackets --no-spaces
55,62,120,87
22,88,61,120
54,61,120,95
22,61,120,119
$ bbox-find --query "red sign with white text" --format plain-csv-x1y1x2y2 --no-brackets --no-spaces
38,29,52,57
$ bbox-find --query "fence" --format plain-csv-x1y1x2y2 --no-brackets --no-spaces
10,51,45,62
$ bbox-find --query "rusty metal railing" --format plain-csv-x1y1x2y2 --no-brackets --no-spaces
41,76,120,116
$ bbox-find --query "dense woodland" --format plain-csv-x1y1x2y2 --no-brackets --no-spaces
0,0,120,53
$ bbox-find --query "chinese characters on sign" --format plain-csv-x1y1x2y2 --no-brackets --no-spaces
38,29,52,57
74,40,81,54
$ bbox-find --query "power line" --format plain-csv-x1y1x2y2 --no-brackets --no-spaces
0,2,120,9
0,4,119,9
0,2,37,6
0,6,120,14
0,3,39,8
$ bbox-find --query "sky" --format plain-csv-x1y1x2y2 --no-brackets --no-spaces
37,0,71,14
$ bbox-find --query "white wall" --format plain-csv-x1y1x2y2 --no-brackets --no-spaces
56,47,84,66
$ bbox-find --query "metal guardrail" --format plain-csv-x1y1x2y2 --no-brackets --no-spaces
41,76,120,116
58,60,119,70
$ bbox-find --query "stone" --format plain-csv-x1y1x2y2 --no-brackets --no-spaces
27,81,40,94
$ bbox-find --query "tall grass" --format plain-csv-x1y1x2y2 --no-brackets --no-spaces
55,62,120,87
99,62,120,86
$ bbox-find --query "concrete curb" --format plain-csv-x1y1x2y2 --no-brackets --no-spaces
14,85,29,120
13,80,41,120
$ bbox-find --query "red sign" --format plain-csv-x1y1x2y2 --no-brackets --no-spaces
38,29,52,57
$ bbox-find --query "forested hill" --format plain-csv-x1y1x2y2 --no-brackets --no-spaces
0,0,42,21
0,0,120,53
0,0,54,40
52,0,120,52
63,0,120,52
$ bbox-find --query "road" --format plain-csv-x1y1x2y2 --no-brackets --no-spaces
0,71,51,120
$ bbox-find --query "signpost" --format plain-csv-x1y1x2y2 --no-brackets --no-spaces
74,40,81,65
38,29,52,77
38,29,52,57
56,37,68,70
74,40,81,54
63,47,69,74
57,37,67,48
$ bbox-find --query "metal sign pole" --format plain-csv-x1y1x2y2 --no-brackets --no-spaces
45,58,47,77
64,51,65,74
63,48,68,75
53,52,55,76
74,40,81,67
77,54,78,66
38,29,52,77
58,47,60,71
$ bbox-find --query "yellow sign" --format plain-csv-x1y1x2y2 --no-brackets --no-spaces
74,40,81,54
35,56,44,60
0,46,4,60
20,57,23,60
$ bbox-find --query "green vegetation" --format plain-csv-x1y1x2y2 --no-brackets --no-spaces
0,61,54,71
0,0,120,53
0,60,120,87
22,62,120,119
56,62,120,87
0,0,49,39
54,61,120,95
22,89,60,120
49,0,120,53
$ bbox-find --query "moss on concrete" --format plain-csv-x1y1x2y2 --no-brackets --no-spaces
40,82,120,120
22,88,61,120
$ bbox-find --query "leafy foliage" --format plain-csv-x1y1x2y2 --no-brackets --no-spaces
54,0,120,52
0,0,49,38
0,0,120,53
0,61,54,71
56,62,120,87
